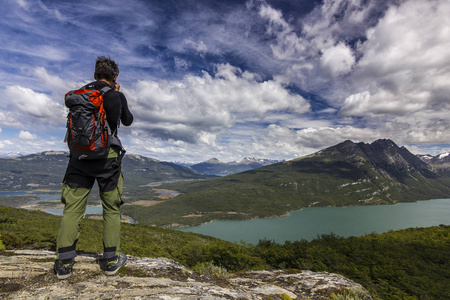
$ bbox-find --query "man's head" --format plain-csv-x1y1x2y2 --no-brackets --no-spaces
94,56,119,82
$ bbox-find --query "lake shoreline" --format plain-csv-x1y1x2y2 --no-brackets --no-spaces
177,198,450,244
170,197,436,229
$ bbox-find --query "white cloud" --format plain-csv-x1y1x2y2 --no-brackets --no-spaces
33,67,80,93
2,85,66,127
0,43,68,62
302,0,375,43
258,3,307,62
128,64,310,144
345,0,450,115
1,0,449,160
257,0,374,71
320,42,355,78
0,139,13,150
265,124,383,151
335,0,450,146
15,0,28,9
181,39,208,55
340,90,428,117
257,0,450,149
174,57,190,71
18,130,37,140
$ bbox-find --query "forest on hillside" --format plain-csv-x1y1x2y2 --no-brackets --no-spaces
1,206,449,299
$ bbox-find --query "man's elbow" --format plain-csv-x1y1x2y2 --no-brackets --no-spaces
122,115,134,126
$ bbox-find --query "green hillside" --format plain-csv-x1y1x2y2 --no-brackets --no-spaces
0,152,211,191
122,140,450,227
1,206,449,299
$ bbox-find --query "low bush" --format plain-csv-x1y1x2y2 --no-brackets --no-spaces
0,206,448,299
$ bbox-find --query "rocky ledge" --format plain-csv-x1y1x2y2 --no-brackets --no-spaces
0,250,372,299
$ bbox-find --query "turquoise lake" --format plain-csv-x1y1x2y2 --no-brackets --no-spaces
177,199,450,244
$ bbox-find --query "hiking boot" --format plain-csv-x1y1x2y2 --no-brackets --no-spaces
104,253,127,276
54,258,75,280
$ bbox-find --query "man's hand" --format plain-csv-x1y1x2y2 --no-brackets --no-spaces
114,82,120,91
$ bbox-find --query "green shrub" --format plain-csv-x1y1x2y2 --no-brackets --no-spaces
1,206,449,300
193,261,230,279
0,231,24,249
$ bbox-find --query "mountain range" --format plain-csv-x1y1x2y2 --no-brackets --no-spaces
0,151,210,191
418,152,450,175
190,157,282,176
1,143,448,191
121,139,450,227
1,139,450,227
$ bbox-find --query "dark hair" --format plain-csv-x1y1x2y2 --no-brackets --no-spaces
94,56,119,81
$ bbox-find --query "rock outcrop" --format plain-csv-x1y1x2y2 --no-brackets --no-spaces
0,249,372,299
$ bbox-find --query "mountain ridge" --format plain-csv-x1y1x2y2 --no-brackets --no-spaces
122,139,450,227
190,157,282,176
0,152,211,191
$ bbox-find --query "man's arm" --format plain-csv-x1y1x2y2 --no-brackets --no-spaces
118,92,133,126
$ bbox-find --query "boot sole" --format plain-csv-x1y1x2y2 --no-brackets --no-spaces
105,260,127,276
105,264,125,276
56,273,71,280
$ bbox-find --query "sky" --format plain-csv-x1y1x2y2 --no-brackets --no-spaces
0,0,449,163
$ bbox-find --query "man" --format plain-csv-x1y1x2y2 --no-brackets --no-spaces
54,56,134,279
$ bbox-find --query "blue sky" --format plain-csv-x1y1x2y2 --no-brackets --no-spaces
0,0,449,162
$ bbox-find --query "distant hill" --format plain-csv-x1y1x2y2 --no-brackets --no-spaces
190,157,282,176
122,139,450,227
0,151,68,190
123,154,211,186
0,151,210,191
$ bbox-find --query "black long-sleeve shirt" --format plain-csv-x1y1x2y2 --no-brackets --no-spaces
83,81,134,134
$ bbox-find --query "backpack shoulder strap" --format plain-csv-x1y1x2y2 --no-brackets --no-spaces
100,86,112,94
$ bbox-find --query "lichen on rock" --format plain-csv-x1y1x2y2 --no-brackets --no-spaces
0,249,372,299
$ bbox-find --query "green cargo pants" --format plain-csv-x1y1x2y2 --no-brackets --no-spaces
56,147,124,260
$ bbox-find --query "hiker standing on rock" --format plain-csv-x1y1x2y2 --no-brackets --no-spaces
54,56,134,279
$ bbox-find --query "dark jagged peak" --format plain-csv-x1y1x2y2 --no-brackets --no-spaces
320,139,433,181
370,138,397,149
365,140,433,180
361,139,430,172
320,140,366,161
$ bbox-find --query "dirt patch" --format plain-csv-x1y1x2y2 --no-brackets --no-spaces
182,211,234,218
182,214,203,218
0,282,22,293
129,200,161,206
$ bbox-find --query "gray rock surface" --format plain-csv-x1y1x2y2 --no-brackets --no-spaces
0,249,372,299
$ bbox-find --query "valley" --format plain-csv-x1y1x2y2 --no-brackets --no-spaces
1,138,450,299
121,139,450,227
1,139,450,228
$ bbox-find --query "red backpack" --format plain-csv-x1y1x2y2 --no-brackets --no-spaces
64,86,113,160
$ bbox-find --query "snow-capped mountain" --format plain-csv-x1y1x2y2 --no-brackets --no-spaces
190,157,282,176
418,152,450,164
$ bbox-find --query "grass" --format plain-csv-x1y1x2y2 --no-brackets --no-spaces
1,205,449,299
